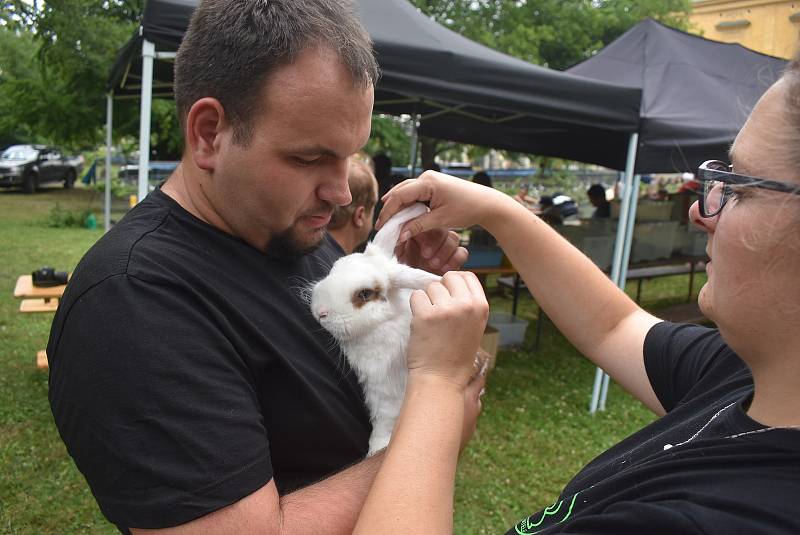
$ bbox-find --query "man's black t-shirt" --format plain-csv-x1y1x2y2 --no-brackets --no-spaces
506,322,800,534
47,188,370,531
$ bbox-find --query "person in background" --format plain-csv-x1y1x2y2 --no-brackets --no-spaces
587,183,611,218
537,195,563,225
360,53,800,533
472,170,493,188
371,152,395,199
424,161,442,172
327,160,379,254
513,182,537,208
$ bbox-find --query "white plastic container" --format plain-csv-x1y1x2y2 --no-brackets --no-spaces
488,312,530,347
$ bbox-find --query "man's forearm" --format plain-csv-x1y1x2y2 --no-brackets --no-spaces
279,451,384,535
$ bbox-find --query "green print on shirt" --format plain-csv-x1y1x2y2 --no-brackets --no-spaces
514,492,581,535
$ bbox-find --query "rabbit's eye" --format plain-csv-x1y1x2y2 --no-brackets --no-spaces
357,289,375,301
352,287,384,308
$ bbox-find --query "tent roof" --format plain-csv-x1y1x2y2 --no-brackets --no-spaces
567,18,787,174
109,0,643,169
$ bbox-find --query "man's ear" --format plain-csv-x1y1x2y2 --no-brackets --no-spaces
185,97,227,171
352,205,367,228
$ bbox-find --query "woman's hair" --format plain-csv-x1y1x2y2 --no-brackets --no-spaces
781,53,800,174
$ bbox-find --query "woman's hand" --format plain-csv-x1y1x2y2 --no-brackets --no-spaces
407,271,490,388
376,170,510,243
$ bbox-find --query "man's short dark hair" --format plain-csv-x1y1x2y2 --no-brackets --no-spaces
174,0,379,145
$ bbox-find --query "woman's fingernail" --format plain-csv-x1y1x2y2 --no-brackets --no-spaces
430,257,440,267
400,231,411,243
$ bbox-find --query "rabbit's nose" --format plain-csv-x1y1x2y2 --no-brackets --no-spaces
317,308,329,319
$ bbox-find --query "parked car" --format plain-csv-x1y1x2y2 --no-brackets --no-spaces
0,145,83,194
118,161,179,184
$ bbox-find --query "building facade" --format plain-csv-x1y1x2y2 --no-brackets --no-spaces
690,0,800,58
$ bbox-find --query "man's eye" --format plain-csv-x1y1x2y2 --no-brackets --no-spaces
294,156,321,166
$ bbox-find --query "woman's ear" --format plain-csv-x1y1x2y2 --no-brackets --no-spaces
185,97,227,171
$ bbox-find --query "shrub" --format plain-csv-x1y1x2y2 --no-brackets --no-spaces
46,203,94,228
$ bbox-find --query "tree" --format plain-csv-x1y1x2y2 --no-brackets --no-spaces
410,0,691,70
0,1,152,151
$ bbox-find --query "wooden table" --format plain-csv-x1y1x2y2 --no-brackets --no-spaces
13,274,68,368
14,275,67,312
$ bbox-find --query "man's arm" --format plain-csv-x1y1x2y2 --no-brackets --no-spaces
132,451,384,535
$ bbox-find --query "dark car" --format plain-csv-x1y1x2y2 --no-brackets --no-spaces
0,145,82,194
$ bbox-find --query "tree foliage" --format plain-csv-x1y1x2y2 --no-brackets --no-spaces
409,0,691,69
0,1,162,152
1,0,691,160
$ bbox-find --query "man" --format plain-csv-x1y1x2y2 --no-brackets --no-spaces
587,183,611,218
47,1,474,533
327,160,379,255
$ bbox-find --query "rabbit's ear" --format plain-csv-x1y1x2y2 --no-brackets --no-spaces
389,263,441,290
369,203,429,257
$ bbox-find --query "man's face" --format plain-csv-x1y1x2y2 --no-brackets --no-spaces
205,46,374,255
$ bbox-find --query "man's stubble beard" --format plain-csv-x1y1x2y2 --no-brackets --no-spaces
265,223,327,260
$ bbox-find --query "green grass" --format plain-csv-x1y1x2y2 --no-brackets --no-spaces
0,186,706,534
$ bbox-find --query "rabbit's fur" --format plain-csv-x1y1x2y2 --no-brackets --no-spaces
311,203,440,454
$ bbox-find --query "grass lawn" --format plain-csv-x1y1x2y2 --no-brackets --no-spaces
0,186,707,534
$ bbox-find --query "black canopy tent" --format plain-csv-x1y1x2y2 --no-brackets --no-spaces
567,18,787,174
108,0,644,202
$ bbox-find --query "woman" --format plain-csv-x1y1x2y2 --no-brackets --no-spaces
353,62,800,533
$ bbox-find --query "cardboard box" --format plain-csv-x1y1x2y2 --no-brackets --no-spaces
480,325,500,370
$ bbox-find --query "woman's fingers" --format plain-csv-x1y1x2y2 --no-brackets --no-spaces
407,271,490,387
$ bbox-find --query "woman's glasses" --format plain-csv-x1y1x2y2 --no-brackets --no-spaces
696,160,800,218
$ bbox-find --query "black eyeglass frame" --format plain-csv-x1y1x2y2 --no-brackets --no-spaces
696,160,800,218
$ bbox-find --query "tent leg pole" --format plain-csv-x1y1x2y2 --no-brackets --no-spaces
590,132,639,414
137,39,155,204
408,113,419,178
599,172,642,410
599,372,611,411
589,366,604,414
105,93,113,232
619,174,641,288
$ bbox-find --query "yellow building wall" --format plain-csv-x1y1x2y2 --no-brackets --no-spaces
690,0,800,58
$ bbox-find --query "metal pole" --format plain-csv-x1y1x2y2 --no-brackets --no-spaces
599,173,641,410
104,93,113,232
137,39,155,204
590,132,639,414
408,113,419,178
619,174,642,288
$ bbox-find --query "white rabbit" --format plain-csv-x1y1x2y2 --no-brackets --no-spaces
310,203,441,455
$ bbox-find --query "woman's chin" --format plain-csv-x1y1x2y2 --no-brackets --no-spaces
697,285,715,322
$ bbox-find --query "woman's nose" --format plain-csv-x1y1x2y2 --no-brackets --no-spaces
688,199,716,233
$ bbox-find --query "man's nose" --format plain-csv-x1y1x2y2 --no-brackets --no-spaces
319,160,352,206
